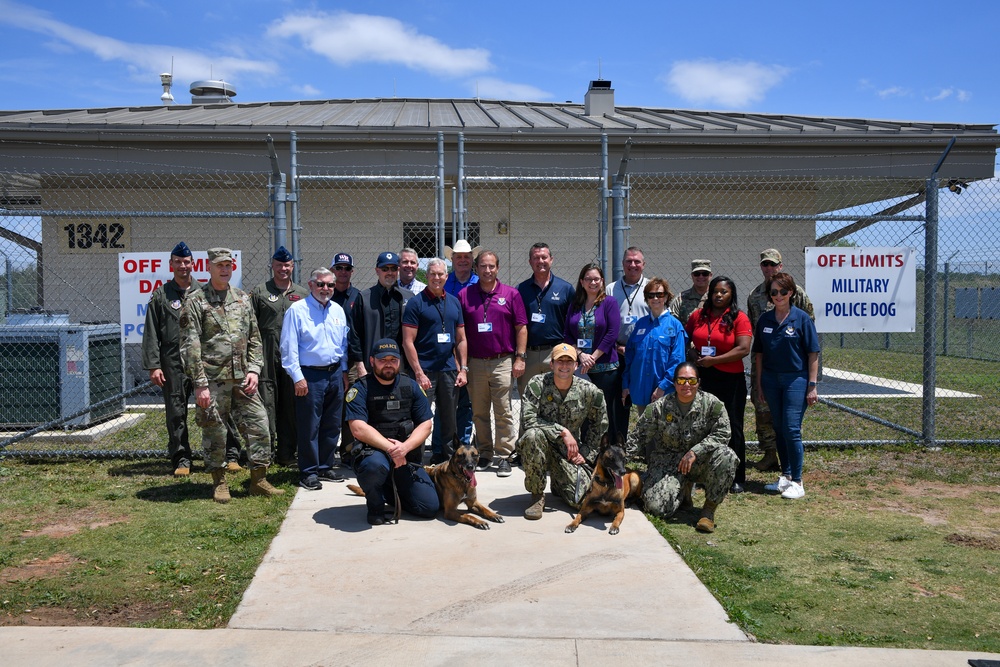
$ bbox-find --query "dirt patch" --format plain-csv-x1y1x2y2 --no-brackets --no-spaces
946,533,1000,551
873,500,949,526
20,509,128,539
0,553,83,582
0,600,171,627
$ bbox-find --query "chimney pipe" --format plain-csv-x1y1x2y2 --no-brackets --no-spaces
585,80,614,117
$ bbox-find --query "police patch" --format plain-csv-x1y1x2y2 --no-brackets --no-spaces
170,300,182,310
267,294,278,302
345,387,358,403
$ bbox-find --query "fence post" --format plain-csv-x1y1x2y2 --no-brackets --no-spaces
943,260,950,356
610,139,632,282
457,133,466,240
600,134,609,276
288,130,299,283
437,132,446,258
266,135,288,274
922,176,939,447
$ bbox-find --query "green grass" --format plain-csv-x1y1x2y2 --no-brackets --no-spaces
653,444,1000,652
0,458,295,628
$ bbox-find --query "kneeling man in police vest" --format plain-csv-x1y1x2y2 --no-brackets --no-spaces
345,339,441,525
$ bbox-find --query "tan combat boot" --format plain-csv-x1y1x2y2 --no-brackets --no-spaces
695,499,719,533
753,449,781,472
225,460,242,473
173,466,190,478
211,469,231,504
524,493,545,520
249,467,285,497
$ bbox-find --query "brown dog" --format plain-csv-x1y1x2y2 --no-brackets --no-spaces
424,440,505,530
565,435,642,535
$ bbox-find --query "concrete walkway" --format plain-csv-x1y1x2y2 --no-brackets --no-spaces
2,466,998,666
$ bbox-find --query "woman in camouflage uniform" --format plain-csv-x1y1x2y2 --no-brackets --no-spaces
627,362,738,533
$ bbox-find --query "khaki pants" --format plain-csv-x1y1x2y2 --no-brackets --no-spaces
516,347,552,398
467,355,516,460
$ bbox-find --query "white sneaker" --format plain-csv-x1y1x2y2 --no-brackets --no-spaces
781,481,805,499
764,476,791,493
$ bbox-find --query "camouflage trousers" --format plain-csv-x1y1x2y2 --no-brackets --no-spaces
749,355,777,452
642,446,738,518
195,380,271,471
519,428,592,510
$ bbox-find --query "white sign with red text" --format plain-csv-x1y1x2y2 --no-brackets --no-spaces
118,251,242,343
805,246,916,333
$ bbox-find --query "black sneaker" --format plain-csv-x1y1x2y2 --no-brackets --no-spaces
496,458,512,478
508,451,522,467
367,514,386,526
318,469,346,483
298,475,322,491
476,457,492,471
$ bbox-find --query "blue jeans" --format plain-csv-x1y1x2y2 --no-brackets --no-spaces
761,372,807,483
294,367,343,480
354,450,440,519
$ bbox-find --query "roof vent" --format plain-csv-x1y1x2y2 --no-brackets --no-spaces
584,80,614,117
159,73,175,105
189,80,236,104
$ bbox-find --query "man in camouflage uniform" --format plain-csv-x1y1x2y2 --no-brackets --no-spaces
668,258,713,327
181,247,284,503
251,246,308,466
627,362,737,533
746,248,815,472
142,241,241,477
518,343,608,519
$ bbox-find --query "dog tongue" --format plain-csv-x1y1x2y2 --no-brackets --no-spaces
613,473,623,490
465,469,477,487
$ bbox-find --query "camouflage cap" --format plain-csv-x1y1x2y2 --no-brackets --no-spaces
207,247,233,264
760,248,783,264
690,259,712,273
551,343,578,361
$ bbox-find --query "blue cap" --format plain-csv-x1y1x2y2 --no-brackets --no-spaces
376,251,398,268
272,246,293,262
330,252,353,268
371,338,400,359
171,241,191,258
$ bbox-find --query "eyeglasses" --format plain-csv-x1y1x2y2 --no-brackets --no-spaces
378,266,399,272
333,265,353,272
770,288,790,297
692,271,711,278
761,261,779,267
313,281,335,288
675,377,699,386
583,276,603,283
645,292,666,299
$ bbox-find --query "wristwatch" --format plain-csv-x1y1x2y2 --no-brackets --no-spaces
460,365,469,372
807,381,817,388
515,352,527,360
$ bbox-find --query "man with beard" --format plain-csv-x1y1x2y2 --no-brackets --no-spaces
281,267,351,490
354,252,414,374
345,339,439,526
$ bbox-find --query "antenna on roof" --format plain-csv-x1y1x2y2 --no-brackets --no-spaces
159,56,175,105
476,80,480,102
599,58,602,80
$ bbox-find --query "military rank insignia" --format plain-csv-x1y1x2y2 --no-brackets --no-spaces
665,413,674,423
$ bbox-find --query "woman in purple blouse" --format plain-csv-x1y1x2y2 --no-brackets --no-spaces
564,263,622,436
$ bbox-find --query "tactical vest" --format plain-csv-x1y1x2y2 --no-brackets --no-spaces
362,374,419,463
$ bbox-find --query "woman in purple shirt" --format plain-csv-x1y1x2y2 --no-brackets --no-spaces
564,263,622,437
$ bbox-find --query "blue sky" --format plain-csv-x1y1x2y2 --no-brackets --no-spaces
0,0,997,126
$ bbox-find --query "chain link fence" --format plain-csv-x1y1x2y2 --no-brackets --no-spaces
2,136,997,458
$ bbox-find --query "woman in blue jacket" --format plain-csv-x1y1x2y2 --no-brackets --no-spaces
622,277,687,413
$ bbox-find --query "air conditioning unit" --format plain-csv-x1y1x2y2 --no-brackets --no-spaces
0,310,124,428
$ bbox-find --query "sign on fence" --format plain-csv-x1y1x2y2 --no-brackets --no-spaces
117,251,243,343
805,246,916,333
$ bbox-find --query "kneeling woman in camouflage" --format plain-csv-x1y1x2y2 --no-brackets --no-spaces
627,362,738,533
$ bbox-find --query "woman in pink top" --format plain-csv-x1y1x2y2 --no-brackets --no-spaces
686,276,752,493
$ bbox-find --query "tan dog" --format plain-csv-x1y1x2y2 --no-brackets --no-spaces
425,440,505,530
565,435,642,535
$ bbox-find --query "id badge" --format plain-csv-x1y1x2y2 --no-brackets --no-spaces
635,328,646,336
530,312,546,323
701,345,717,357
577,338,592,349
623,315,636,325
437,333,452,344
478,322,493,333
763,327,773,334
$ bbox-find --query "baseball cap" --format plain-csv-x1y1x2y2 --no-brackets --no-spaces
376,251,399,268
330,252,353,268
551,343,578,361
691,259,712,273
207,247,233,264
372,338,401,359
760,249,783,264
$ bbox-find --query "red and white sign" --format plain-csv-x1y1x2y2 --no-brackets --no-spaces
118,251,243,343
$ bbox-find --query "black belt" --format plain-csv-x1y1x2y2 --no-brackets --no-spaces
302,363,342,372
472,353,512,361
527,344,558,351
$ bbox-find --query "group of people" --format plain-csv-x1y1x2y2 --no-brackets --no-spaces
142,240,819,531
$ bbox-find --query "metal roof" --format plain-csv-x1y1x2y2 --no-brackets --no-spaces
0,97,994,138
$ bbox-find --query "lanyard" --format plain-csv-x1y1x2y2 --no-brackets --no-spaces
480,288,496,323
431,294,448,332
534,278,552,313
621,280,641,312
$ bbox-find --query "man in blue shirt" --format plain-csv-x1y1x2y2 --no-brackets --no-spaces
516,242,575,398
280,267,351,490
402,258,468,465
443,239,479,447
346,339,439,526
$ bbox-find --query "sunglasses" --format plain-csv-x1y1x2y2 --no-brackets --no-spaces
761,261,779,267
645,292,666,299
675,377,699,386
313,281,335,288
770,288,790,297
692,271,711,277
333,265,353,271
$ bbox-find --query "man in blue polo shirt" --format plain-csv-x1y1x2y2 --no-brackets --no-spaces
516,242,575,398
402,257,468,465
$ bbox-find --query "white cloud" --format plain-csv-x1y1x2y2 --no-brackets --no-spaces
472,78,550,101
957,89,971,102
0,1,277,88
661,59,790,108
876,86,909,99
929,87,971,103
268,11,491,78
928,88,953,101
292,84,321,97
